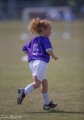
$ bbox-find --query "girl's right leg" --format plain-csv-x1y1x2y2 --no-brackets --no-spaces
41,79,57,110
41,79,50,105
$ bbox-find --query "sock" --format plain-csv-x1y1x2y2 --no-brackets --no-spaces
42,92,50,105
24,83,34,95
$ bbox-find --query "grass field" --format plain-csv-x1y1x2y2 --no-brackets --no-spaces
0,20,84,120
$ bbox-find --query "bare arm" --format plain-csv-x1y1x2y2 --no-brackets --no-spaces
24,51,28,55
47,50,58,60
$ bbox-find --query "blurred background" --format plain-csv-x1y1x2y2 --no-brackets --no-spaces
0,0,84,39
0,0,84,20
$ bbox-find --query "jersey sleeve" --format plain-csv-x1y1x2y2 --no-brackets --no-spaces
42,37,52,52
22,45,27,52
22,41,31,52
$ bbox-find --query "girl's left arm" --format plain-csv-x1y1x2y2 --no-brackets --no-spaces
24,51,29,55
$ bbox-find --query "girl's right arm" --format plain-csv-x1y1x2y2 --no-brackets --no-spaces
47,50,58,60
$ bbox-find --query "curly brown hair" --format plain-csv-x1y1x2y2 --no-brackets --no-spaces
28,18,51,34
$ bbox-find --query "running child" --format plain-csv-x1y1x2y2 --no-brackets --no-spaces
17,18,58,110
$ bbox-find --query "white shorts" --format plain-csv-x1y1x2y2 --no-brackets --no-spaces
29,60,47,81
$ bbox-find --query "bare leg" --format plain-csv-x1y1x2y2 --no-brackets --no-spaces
17,75,41,104
41,79,50,105
32,75,41,89
25,75,41,94
41,79,48,93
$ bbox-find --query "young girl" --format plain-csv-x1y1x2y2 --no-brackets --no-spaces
17,18,58,110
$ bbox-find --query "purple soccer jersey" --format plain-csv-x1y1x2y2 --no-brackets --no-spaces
22,36,52,63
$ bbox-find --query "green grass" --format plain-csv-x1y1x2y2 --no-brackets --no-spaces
0,20,84,120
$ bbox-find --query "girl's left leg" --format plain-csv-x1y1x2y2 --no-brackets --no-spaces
25,75,41,94
17,76,41,105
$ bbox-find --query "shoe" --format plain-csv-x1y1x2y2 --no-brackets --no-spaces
17,88,25,105
43,101,57,110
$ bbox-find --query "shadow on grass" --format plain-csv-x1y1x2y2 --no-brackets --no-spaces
25,109,84,115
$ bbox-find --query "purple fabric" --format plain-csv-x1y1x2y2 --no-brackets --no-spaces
22,36,52,63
